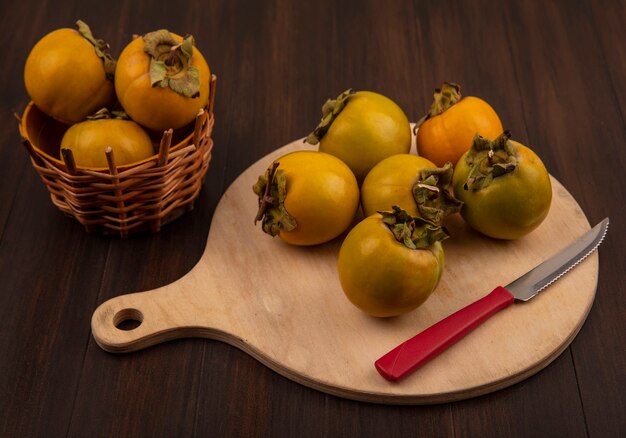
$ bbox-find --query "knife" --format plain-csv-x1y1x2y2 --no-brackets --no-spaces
375,217,609,382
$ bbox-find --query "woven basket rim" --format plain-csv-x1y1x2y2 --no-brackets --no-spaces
31,119,212,181
19,101,202,173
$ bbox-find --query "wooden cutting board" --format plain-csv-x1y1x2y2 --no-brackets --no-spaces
91,136,599,404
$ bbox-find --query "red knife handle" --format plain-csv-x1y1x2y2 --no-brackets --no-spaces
375,286,515,382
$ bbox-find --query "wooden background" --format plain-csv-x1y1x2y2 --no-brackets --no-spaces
1,0,624,436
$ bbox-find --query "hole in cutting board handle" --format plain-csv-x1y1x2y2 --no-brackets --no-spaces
113,308,144,331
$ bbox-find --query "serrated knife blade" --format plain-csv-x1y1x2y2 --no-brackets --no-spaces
375,218,609,382
506,217,609,301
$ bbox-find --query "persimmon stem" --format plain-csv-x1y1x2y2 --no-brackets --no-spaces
254,161,279,224
165,43,183,67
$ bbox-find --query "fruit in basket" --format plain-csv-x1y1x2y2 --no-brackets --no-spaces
338,207,447,317
416,82,503,167
23,20,116,124
60,110,155,169
305,89,411,182
115,29,211,132
452,130,552,240
361,154,462,222
253,151,359,246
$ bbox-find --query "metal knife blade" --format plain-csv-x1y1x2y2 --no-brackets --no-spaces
375,218,610,382
507,217,609,301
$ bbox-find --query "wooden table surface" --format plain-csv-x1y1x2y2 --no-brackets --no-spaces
1,0,624,436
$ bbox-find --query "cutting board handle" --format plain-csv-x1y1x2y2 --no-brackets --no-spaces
91,286,197,353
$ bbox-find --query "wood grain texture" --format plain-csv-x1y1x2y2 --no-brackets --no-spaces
0,0,623,435
502,2,626,436
91,138,600,404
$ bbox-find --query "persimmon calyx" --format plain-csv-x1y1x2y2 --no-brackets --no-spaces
253,161,297,236
463,130,518,191
412,162,463,225
379,206,449,250
143,30,201,98
86,108,130,120
416,82,462,129
76,20,116,80
305,89,356,145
